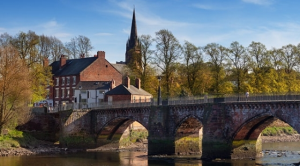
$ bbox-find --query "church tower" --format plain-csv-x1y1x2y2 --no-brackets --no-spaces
125,8,141,65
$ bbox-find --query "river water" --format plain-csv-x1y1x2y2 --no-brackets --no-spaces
1,142,300,166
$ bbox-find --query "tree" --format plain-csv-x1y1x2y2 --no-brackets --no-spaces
0,33,12,47
38,35,52,60
281,44,299,74
247,42,271,93
139,35,155,91
0,46,32,133
226,41,250,93
182,41,203,95
10,31,40,67
65,35,93,58
204,43,228,94
153,29,182,97
50,36,67,61
65,37,78,59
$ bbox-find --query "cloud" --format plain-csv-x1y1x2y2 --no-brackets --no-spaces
95,33,113,36
193,4,214,10
242,0,274,5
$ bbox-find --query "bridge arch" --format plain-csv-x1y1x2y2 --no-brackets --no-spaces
95,116,148,149
174,115,203,155
231,111,299,159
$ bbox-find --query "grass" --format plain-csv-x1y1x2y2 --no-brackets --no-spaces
261,126,298,136
0,129,39,149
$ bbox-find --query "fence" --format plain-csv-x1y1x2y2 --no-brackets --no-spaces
48,94,300,112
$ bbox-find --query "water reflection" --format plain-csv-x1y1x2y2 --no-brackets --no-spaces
1,142,300,166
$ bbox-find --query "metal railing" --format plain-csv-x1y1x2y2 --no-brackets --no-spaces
48,94,300,112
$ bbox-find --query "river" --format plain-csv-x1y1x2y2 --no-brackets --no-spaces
1,142,300,166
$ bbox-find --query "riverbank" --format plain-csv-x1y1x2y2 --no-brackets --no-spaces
262,134,300,143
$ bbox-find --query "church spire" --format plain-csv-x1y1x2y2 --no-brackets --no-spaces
129,8,138,43
125,8,140,64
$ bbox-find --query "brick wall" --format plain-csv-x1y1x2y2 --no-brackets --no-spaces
80,55,122,86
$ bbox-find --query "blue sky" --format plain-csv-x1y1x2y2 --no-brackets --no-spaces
1,0,300,63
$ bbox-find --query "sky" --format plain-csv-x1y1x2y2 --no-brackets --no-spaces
1,0,300,63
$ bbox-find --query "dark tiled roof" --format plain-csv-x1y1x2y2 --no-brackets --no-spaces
105,84,152,96
76,81,111,90
111,64,126,73
51,57,97,76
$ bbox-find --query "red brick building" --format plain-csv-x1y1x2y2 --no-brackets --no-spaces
49,51,122,106
105,76,152,103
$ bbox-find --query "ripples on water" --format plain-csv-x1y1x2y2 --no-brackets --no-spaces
1,142,300,166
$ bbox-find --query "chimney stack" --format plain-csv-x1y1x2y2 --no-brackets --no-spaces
60,55,66,68
135,78,141,89
124,76,130,89
110,79,115,89
80,54,85,58
97,51,105,59
43,58,49,67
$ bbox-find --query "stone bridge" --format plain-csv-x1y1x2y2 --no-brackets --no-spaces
59,101,300,159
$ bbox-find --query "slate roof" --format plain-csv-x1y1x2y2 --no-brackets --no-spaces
111,64,126,73
76,81,111,90
51,57,97,76
105,84,152,96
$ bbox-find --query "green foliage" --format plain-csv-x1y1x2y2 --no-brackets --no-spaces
0,130,39,148
262,126,298,136
119,130,148,147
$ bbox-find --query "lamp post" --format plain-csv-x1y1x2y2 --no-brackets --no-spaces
157,76,161,105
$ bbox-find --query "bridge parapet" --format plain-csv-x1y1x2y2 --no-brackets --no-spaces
50,94,300,112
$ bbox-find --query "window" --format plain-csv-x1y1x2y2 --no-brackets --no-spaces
55,88,59,98
61,88,65,98
73,76,76,85
66,88,70,97
66,77,70,85
81,90,87,94
72,87,75,97
56,78,59,86
62,77,65,85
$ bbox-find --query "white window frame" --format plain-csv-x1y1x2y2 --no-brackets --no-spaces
56,78,59,86
61,88,65,98
72,76,76,85
66,77,70,85
55,88,59,98
62,77,65,86
66,87,70,98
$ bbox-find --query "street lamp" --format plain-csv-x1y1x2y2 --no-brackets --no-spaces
157,76,161,105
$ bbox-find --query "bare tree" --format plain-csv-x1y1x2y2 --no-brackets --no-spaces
50,36,67,61
10,30,40,67
0,33,12,47
139,35,154,89
65,35,93,58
